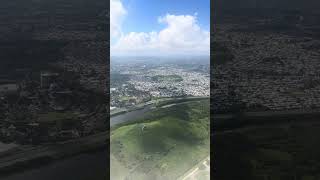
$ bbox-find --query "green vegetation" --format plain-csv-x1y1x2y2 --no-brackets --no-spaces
151,75,183,82
154,97,209,108
119,96,135,101
111,99,210,180
37,112,78,123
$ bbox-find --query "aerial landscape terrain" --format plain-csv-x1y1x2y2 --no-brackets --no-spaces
110,0,210,179
212,0,320,179
0,0,108,179
110,58,210,180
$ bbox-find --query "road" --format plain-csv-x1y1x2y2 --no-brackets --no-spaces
180,156,210,180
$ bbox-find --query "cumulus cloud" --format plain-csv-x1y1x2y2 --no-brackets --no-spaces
110,0,127,39
111,1,209,56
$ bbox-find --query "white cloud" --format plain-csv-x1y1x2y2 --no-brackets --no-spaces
110,0,127,39
111,4,209,56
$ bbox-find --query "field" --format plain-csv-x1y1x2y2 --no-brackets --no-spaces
110,99,210,180
214,121,320,180
152,75,183,82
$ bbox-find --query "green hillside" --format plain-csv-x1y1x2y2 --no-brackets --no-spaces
111,99,210,180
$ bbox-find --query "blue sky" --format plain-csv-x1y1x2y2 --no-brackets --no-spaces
121,0,210,33
110,0,210,56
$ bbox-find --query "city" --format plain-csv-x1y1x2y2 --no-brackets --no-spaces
212,7,320,180
111,57,210,110
212,11,320,113
0,0,109,179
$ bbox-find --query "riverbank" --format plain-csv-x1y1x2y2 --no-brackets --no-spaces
0,131,108,177
110,96,209,117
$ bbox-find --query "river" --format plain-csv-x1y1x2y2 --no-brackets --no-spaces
110,105,152,127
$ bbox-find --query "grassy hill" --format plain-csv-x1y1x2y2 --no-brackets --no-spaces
111,99,210,180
